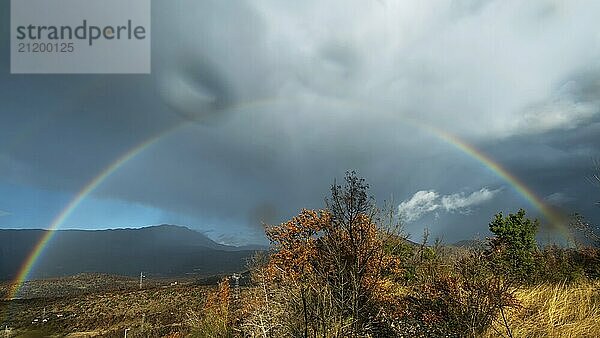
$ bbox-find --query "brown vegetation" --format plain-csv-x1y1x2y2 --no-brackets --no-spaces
1,278,208,337
219,172,599,337
3,172,599,337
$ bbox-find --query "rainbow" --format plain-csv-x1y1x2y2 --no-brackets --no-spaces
5,98,278,299
7,125,181,299
5,99,568,299
427,125,566,231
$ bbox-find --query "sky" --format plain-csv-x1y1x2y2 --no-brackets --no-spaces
1,0,599,245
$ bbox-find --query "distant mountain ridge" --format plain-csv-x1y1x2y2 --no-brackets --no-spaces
0,225,265,280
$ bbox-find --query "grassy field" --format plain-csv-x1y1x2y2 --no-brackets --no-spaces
0,275,598,337
484,281,600,338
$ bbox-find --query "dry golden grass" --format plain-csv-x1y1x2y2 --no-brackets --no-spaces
485,281,600,338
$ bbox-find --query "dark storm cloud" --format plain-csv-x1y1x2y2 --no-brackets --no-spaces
0,75,178,190
2,0,600,243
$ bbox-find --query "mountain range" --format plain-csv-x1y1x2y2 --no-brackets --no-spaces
0,225,265,280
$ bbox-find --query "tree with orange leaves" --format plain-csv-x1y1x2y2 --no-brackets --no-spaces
264,171,404,336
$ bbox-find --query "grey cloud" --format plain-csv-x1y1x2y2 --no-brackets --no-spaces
158,57,237,124
2,0,600,242
545,192,575,206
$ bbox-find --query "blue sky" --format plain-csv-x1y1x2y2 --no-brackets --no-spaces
0,182,166,230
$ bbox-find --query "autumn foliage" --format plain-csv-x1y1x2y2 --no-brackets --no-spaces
259,172,404,336
195,172,600,337
265,209,329,281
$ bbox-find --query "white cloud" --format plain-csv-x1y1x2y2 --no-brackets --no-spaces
0,210,10,217
441,188,500,213
398,190,440,222
399,188,500,222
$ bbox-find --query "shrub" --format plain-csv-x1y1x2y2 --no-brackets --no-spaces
404,251,518,337
258,172,405,336
486,209,539,283
188,277,233,338
535,245,586,283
